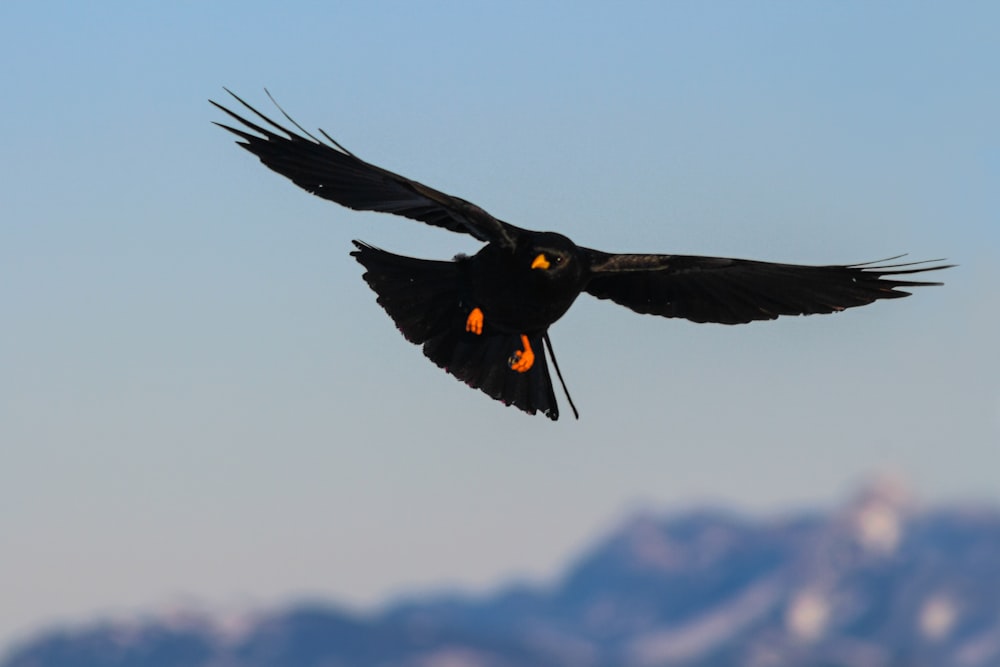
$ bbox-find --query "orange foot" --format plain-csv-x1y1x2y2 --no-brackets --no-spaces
465,307,484,335
509,334,535,373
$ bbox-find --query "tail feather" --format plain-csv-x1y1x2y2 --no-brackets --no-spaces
351,241,561,420
425,329,559,419
350,241,460,345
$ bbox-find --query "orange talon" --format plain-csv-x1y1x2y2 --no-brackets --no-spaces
465,307,484,335
509,334,535,373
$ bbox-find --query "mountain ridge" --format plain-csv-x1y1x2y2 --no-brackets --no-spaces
6,480,999,667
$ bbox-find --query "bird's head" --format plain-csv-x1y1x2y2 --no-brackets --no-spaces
521,232,583,284
518,232,577,272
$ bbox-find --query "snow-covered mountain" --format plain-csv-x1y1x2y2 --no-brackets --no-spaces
6,480,999,667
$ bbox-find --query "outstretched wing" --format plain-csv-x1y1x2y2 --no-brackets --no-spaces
582,250,951,324
212,90,521,248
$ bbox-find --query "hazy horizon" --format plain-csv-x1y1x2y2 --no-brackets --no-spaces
2,473,988,652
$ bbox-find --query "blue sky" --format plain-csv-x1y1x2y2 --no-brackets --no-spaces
2,1,998,652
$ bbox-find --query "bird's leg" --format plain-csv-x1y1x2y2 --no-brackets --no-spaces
465,307,484,335
509,334,535,373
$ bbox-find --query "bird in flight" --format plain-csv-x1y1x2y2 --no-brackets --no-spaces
212,90,949,421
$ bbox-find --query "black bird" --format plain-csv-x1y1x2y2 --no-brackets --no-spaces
212,90,949,421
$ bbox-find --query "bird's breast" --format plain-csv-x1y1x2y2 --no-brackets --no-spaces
461,249,583,333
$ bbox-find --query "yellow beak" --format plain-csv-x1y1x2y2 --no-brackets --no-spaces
531,253,551,270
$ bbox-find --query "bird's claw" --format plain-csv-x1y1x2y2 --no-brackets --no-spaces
465,307,484,335
509,334,535,373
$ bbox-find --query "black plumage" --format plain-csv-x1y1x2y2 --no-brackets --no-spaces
212,90,950,420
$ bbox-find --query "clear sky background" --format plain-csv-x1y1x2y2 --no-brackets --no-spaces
2,0,997,653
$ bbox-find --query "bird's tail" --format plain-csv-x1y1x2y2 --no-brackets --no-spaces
351,241,563,420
